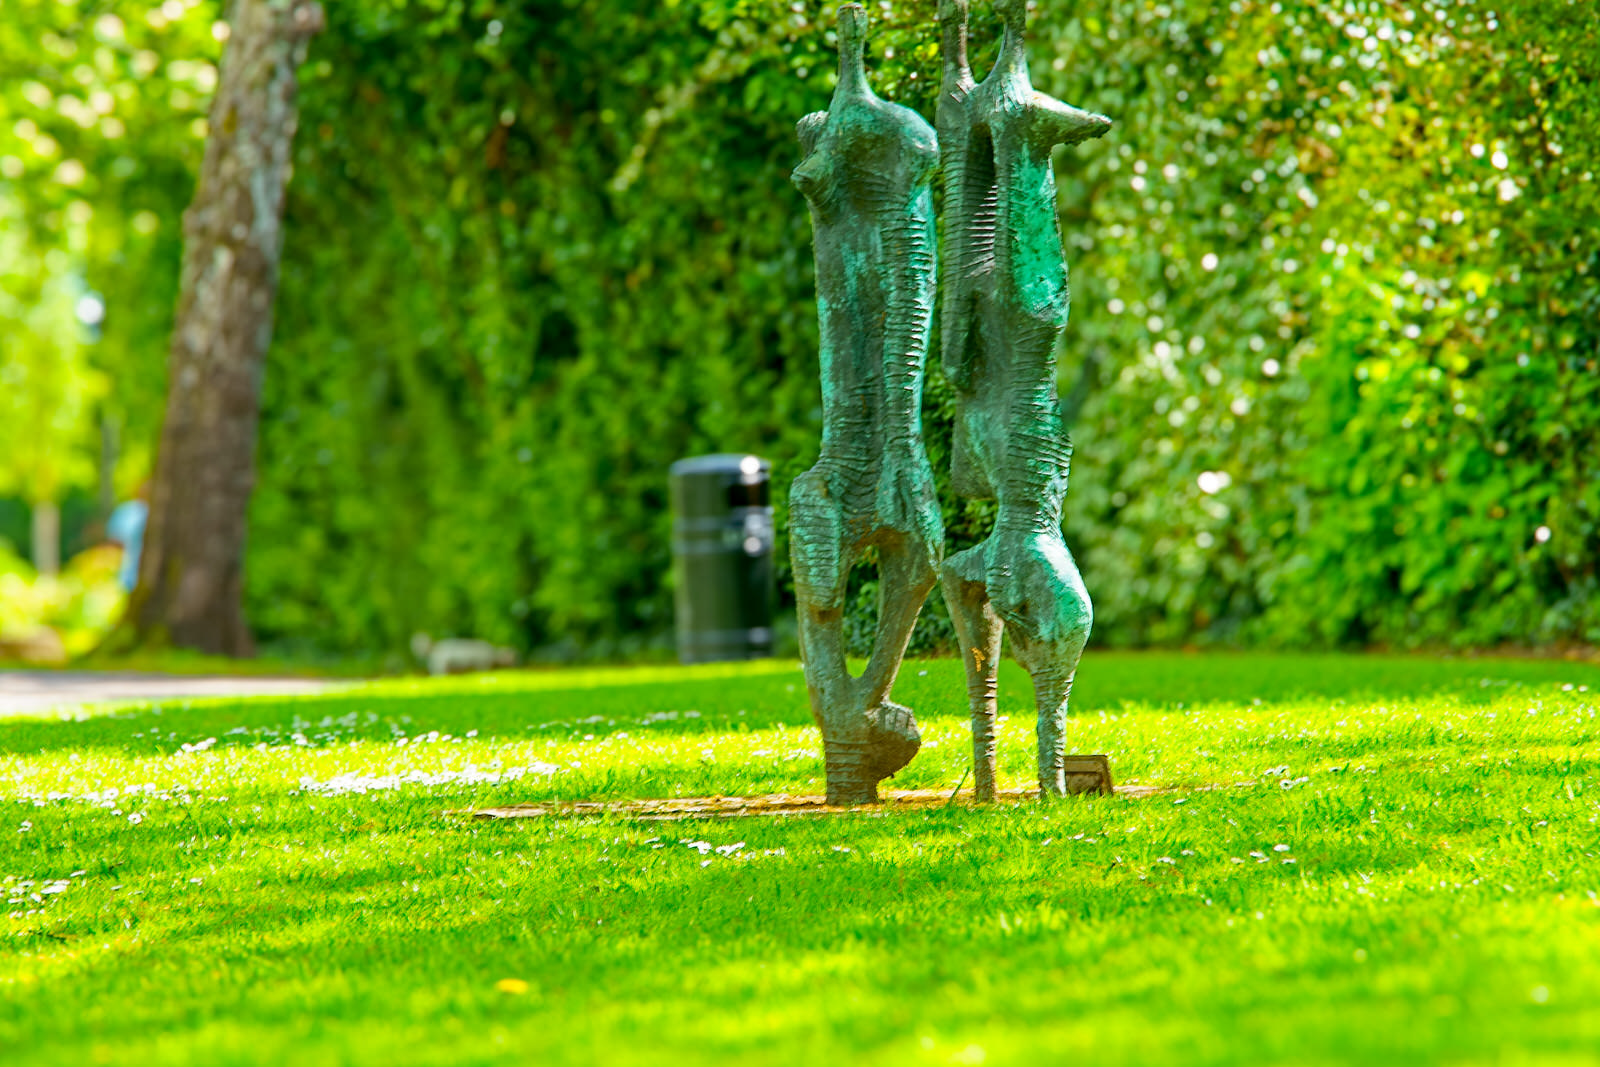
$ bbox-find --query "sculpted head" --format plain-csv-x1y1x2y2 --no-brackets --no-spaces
822,3,873,102
837,2,867,48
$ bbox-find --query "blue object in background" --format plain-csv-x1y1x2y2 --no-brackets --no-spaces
107,500,148,592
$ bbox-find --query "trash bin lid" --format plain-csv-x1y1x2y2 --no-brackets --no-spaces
671,455,771,511
669,454,770,480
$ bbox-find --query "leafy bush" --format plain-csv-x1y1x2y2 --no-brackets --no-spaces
0,541,126,660
6,0,1597,659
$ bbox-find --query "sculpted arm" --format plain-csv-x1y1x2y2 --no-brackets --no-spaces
1026,93,1112,152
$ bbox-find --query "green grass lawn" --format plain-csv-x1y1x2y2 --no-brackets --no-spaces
3,652,1598,1065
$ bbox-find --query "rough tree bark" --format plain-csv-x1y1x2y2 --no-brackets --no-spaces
30,501,59,576
113,0,323,656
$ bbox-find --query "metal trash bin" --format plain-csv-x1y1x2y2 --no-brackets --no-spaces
670,454,775,663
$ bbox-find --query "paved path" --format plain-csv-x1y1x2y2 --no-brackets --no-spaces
0,671,336,716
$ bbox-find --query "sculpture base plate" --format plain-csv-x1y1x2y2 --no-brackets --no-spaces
460,759,1172,823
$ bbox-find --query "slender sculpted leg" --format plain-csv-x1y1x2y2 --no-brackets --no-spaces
791,469,877,803
854,533,940,781
940,543,1005,801
996,538,1093,796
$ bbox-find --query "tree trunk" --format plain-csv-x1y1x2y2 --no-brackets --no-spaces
30,500,59,576
117,0,322,656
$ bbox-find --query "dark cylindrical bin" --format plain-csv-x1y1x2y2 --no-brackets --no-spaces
670,454,775,663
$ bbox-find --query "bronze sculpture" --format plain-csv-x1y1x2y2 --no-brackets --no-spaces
792,1,1112,803
936,0,1111,800
789,3,945,805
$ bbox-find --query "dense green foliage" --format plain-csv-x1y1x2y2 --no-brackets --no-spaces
4,653,1600,1063
0,0,207,510
3,0,1596,659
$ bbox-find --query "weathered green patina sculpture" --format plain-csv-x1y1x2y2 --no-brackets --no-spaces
792,1,1110,804
937,0,1112,800
790,3,944,805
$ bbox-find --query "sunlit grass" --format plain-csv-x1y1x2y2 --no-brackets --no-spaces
3,652,1598,1065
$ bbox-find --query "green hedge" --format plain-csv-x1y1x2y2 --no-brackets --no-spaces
249,0,1600,659
16,0,1595,660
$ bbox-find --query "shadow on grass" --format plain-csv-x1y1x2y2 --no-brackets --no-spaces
0,805,1408,990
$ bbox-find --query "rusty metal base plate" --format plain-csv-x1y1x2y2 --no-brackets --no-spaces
461,756,1132,822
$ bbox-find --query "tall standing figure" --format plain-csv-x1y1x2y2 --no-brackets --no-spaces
790,3,944,805
937,0,1112,799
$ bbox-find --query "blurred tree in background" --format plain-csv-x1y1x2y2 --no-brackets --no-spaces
110,0,323,658
0,197,104,575
0,0,216,559
1,0,1596,663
